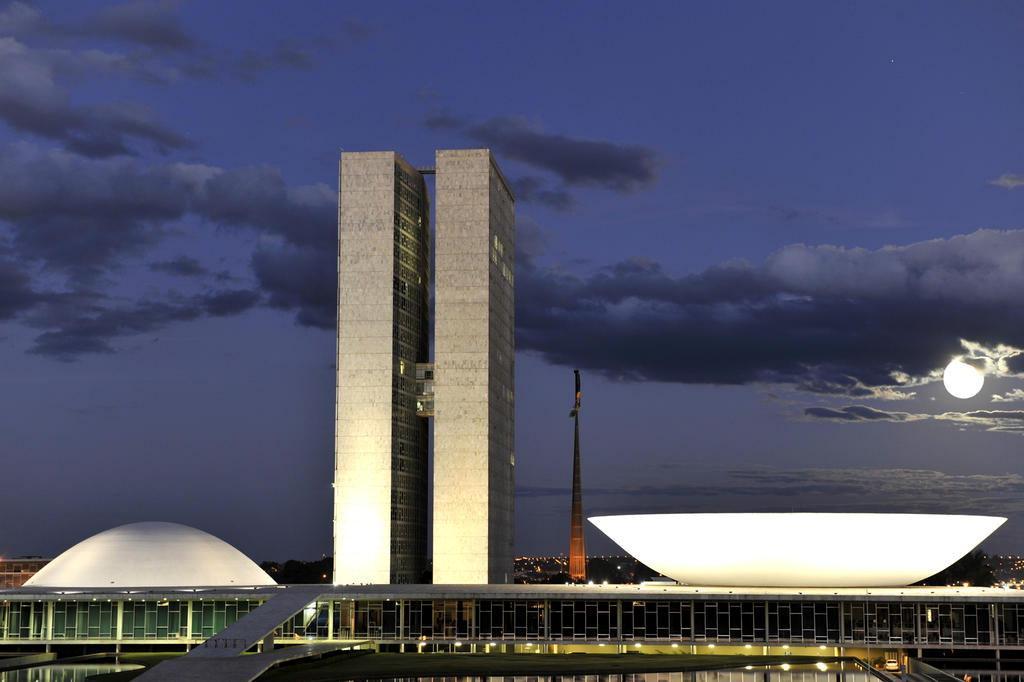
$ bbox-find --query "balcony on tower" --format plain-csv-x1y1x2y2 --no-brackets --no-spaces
415,362,434,417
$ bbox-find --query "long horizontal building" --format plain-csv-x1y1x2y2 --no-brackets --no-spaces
3,583,1024,670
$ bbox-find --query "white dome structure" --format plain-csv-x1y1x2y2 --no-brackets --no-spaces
25,522,276,588
591,513,1006,587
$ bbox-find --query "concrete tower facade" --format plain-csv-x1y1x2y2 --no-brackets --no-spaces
432,149,515,584
334,148,513,585
334,151,430,585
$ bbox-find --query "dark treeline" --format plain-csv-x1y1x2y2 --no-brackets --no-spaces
260,557,332,584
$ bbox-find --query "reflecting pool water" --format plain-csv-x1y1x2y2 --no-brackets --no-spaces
0,664,142,682
375,670,877,682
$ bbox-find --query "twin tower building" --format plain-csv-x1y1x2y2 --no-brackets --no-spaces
334,149,515,585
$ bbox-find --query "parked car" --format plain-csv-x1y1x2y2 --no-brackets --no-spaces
884,659,901,673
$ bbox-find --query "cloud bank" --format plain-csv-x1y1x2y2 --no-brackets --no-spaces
517,229,1024,400
0,142,333,356
426,113,660,208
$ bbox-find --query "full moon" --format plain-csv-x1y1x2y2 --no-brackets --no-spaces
943,358,984,399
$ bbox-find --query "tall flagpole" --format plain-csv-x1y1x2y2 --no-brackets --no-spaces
568,369,587,581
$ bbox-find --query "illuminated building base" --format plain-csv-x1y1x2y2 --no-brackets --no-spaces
3,583,1023,665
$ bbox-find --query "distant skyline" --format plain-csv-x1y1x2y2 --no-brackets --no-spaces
1,1,1023,561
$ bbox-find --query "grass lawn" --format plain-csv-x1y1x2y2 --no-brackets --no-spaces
115,653,182,666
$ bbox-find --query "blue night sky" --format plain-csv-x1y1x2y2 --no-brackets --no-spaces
2,0,1024,563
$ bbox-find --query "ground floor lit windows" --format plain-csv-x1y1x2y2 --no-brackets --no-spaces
0,596,1019,649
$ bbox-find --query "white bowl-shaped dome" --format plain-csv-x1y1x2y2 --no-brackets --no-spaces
590,513,1005,587
25,522,276,588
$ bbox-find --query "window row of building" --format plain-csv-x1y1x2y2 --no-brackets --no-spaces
387,160,430,586
334,599,999,647
1,600,263,641
3,598,1023,647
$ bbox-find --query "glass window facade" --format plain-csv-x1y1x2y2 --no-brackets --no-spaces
389,163,430,584
52,601,117,639
121,600,188,639
0,596,1019,651
1,599,262,641
190,600,262,639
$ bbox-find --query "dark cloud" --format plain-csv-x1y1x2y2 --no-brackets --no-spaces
517,228,1024,396
0,0,194,50
182,19,372,81
234,42,314,81
0,38,188,157
200,289,260,316
803,405,915,422
251,245,335,329
0,259,39,319
427,114,660,192
512,175,575,211
192,165,335,249
0,143,333,357
27,288,259,360
516,216,552,261
958,410,1024,421
0,144,334,276
795,373,915,400
82,0,195,50
803,405,1024,435
938,410,1024,433
992,389,1024,403
0,146,192,275
63,1,367,60
0,2,41,34
1009,355,1024,375
149,255,207,277
227,19,371,79
0,1,356,143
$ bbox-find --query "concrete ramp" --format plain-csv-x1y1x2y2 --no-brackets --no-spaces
907,658,963,682
136,586,358,681
135,642,363,681
188,585,323,658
